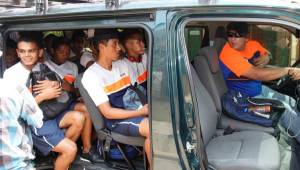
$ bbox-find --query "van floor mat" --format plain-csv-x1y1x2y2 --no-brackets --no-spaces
69,154,145,170
35,152,145,169
278,125,300,170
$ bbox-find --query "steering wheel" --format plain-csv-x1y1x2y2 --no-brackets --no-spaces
275,74,292,90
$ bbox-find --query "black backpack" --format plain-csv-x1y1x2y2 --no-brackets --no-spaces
27,63,74,120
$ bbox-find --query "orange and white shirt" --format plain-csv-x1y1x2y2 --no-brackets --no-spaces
125,53,147,89
82,59,135,108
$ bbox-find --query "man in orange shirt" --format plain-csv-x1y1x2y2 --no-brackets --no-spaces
220,22,300,142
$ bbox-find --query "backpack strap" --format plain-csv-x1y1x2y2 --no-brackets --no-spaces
128,83,147,105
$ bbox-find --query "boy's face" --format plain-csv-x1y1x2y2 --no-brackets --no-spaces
73,37,84,53
53,44,70,65
124,33,145,57
17,41,42,69
5,47,18,68
100,38,121,61
227,30,248,51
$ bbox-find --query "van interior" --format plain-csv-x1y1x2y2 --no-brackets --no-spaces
184,21,300,170
2,21,300,169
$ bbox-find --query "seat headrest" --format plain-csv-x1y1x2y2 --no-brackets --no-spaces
215,26,226,39
198,47,219,74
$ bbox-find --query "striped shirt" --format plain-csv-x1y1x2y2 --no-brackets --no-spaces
0,79,43,170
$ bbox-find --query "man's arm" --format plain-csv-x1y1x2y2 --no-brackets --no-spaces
98,102,148,119
242,66,300,81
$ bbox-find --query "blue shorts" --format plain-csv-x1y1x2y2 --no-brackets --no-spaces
32,102,76,156
106,117,144,137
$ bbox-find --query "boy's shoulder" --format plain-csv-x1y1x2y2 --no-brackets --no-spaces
4,62,25,76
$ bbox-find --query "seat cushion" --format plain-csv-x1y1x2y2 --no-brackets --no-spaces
221,114,274,134
206,131,280,170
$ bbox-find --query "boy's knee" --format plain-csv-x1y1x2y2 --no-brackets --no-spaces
139,118,150,137
63,142,77,160
71,111,85,129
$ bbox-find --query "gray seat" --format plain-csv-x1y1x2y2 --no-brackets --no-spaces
75,74,145,170
212,26,227,55
193,46,274,133
190,65,280,170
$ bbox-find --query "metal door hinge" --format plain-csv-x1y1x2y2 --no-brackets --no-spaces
186,141,197,153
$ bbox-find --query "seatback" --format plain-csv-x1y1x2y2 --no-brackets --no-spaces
190,65,218,146
74,74,106,137
193,47,274,133
193,46,227,114
213,26,227,55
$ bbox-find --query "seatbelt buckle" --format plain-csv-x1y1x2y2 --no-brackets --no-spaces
104,136,112,152
223,125,235,135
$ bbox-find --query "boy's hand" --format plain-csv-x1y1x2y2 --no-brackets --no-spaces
139,104,149,116
36,85,62,101
254,54,270,67
33,80,60,92
289,68,300,80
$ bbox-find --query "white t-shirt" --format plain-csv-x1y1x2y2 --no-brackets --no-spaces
80,51,94,68
125,53,147,85
82,59,134,107
70,50,94,68
45,59,78,79
3,62,31,86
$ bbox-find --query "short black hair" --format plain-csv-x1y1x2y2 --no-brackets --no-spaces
17,32,43,48
72,30,86,41
92,29,119,51
93,29,119,45
226,22,249,36
52,37,70,50
6,38,17,49
120,28,143,43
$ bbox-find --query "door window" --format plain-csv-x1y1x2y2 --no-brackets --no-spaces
250,25,300,67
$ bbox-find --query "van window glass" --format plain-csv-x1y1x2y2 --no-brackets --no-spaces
250,25,300,67
184,27,205,61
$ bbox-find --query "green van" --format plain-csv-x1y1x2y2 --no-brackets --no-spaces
1,0,300,169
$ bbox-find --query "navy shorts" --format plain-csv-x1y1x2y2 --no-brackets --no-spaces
106,116,145,137
32,102,77,156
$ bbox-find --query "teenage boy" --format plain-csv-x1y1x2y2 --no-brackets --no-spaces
69,30,94,73
46,37,101,163
121,29,147,89
3,33,84,170
82,29,151,168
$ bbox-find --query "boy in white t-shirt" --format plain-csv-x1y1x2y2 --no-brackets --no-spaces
121,29,147,89
3,33,84,170
47,37,101,163
82,29,151,168
69,30,94,73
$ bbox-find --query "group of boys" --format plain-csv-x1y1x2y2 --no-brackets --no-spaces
2,28,150,170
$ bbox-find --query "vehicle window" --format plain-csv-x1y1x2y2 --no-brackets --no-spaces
184,27,205,61
250,25,300,67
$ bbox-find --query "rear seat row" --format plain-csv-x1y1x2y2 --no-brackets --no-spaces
190,46,280,169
